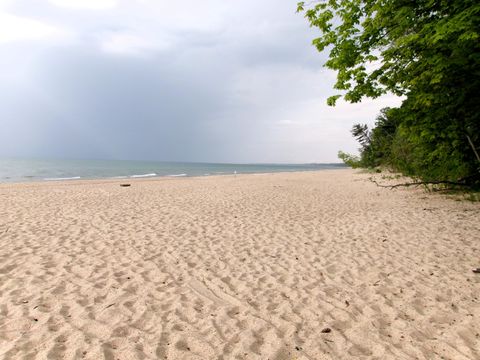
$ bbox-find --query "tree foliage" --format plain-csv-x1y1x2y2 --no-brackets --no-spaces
337,150,362,168
298,0,480,185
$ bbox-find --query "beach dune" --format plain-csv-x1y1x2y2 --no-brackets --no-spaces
0,169,479,359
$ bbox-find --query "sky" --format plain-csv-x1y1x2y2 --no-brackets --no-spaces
0,0,401,163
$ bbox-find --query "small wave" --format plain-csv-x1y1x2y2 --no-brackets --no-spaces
168,173,187,177
130,173,157,178
44,176,81,181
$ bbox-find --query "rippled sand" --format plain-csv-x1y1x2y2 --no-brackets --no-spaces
0,169,479,359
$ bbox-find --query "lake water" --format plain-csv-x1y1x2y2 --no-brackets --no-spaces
0,158,347,183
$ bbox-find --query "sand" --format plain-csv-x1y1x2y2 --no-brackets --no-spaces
0,169,479,360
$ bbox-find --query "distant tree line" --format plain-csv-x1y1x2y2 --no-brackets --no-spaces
298,0,480,186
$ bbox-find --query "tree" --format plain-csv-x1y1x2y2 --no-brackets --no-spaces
337,151,361,168
298,0,480,184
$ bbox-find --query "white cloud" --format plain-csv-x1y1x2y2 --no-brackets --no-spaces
99,32,169,56
0,12,61,43
0,0,13,10
262,94,403,162
48,0,117,10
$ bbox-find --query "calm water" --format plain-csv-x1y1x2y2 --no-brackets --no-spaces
0,158,347,183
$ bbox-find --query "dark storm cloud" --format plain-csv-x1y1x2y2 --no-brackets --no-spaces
13,48,233,161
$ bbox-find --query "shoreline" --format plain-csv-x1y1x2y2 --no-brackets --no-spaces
0,159,347,185
0,167,349,187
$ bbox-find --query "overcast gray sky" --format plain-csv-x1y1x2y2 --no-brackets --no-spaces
0,0,401,163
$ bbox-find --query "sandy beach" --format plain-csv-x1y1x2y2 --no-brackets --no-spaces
0,169,479,360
